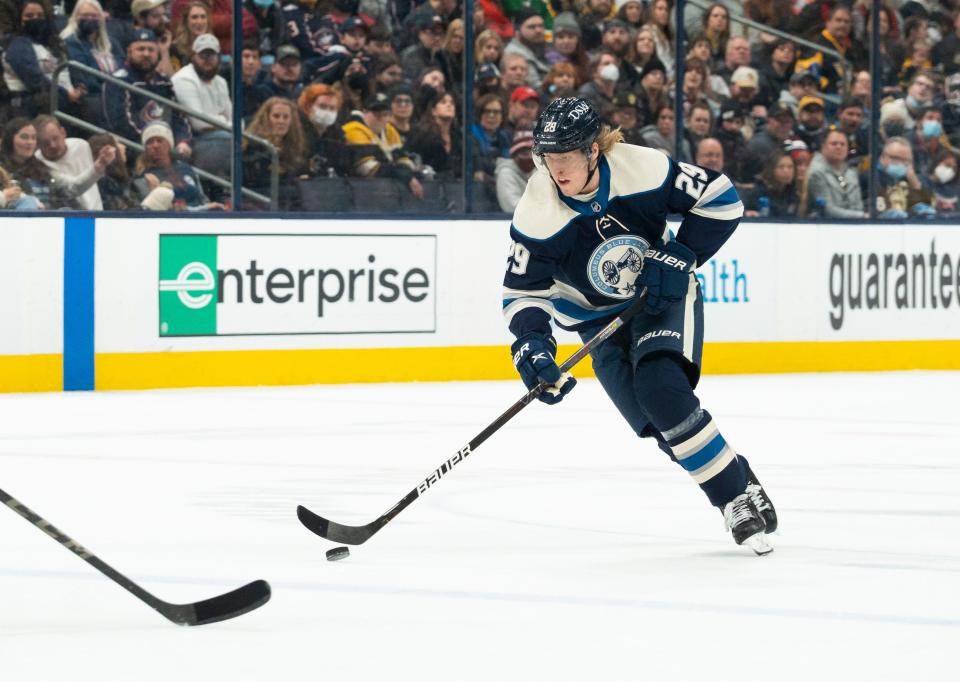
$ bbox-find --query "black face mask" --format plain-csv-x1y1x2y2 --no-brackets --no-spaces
346,70,368,90
78,19,99,36
24,18,49,41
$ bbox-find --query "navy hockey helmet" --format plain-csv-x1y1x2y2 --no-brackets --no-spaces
532,97,602,156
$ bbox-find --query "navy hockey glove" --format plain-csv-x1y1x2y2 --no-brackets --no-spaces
511,333,577,405
638,241,697,315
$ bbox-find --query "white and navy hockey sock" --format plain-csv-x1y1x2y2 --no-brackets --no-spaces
660,407,747,507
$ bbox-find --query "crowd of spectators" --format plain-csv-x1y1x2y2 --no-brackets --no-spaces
2,0,960,216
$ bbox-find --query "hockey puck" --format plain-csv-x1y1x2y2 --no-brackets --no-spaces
326,546,350,562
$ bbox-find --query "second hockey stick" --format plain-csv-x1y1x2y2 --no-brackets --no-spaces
297,290,648,545
1,488,271,626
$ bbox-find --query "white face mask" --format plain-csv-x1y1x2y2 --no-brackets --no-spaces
599,63,620,83
934,163,956,184
311,108,338,127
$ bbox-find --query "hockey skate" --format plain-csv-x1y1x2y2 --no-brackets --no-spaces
722,494,772,556
745,467,777,533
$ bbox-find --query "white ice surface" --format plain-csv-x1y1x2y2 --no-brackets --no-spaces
0,372,958,681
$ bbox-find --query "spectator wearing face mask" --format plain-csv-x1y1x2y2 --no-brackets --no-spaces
2,0,84,119
298,83,349,178
307,15,373,87
906,106,958,177
873,136,933,219
578,50,620,118
927,148,959,215
61,0,124,125
883,71,938,130
495,128,535,212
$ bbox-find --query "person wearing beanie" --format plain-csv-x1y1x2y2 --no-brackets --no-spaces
636,55,668,126
503,8,550,89
545,11,589,84
132,120,222,210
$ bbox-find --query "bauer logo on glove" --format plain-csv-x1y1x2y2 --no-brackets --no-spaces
510,333,577,404
637,240,697,316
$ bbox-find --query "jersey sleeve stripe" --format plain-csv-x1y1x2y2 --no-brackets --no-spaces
701,186,740,209
696,175,735,206
689,203,744,220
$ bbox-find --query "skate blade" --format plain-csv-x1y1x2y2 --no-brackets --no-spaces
744,532,773,556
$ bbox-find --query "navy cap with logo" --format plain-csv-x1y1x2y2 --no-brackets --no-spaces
340,15,368,34
476,63,500,82
364,91,391,111
130,27,158,43
415,13,445,30
720,102,745,121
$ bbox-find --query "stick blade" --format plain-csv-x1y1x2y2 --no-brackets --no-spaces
165,579,272,626
296,505,376,545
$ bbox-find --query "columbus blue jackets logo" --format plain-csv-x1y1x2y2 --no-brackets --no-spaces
587,235,650,298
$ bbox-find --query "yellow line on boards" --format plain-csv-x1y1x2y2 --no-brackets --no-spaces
0,355,62,392
90,340,960,391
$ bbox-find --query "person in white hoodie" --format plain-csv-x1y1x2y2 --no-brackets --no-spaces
496,128,535,212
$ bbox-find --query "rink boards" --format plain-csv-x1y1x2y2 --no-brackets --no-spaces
3,216,960,391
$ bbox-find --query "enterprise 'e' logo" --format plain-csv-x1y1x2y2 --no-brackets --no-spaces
159,261,215,309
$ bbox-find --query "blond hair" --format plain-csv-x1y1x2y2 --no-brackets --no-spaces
596,124,625,153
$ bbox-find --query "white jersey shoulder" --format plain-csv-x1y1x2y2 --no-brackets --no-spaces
605,143,671,199
511,168,579,241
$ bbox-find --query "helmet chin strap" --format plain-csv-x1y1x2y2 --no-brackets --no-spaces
547,149,600,195
576,151,600,195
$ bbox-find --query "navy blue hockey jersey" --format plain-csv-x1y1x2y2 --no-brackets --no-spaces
502,143,743,338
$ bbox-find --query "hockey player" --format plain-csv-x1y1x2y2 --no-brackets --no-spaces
503,97,777,555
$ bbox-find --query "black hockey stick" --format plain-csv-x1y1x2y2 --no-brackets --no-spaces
297,290,649,545
0,488,271,626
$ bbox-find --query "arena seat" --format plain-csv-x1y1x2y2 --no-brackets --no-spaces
297,177,353,212
346,177,403,213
